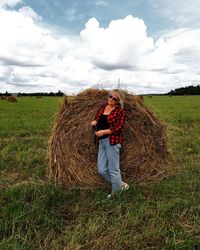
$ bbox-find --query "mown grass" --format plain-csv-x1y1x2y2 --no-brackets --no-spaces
0,95,200,249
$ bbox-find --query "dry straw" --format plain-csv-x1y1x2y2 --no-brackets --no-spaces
7,96,17,102
1,96,7,100
46,89,169,188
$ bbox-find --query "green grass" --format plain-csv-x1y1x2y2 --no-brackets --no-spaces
0,95,200,249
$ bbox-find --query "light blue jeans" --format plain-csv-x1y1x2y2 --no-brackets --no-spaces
97,138,122,192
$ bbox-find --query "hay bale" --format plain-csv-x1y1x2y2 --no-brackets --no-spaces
46,89,169,187
135,95,144,103
7,96,17,102
1,95,7,100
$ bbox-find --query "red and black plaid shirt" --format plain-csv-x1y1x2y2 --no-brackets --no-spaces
94,104,126,145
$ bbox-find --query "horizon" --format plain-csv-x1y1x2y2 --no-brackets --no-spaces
1,84,199,96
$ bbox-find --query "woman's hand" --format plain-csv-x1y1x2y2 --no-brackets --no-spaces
91,120,97,126
95,129,112,137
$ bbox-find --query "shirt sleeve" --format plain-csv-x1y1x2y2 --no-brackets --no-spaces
109,109,126,133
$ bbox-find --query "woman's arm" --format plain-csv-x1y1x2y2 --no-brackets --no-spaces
91,120,97,126
95,109,126,137
109,109,126,134
91,105,106,128
95,129,112,137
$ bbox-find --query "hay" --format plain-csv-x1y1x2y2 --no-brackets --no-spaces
1,96,7,100
7,96,17,102
134,95,144,103
46,89,169,187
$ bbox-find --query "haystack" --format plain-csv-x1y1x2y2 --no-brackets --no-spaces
7,96,17,102
46,89,168,188
1,96,7,100
134,95,144,103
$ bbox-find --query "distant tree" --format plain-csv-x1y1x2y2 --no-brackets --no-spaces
49,92,54,96
1,90,65,97
167,85,200,95
56,90,64,96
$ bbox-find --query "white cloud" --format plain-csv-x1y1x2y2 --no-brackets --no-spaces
152,0,200,27
0,5,200,94
0,0,21,8
96,1,110,7
18,6,42,21
80,16,154,70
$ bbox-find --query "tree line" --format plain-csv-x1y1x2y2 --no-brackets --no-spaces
0,90,65,97
1,85,200,96
167,85,200,95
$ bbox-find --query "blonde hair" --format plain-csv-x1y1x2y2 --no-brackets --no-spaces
110,89,125,108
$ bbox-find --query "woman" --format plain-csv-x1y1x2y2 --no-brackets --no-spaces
91,89,129,198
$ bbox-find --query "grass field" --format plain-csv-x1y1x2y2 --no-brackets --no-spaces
0,95,200,249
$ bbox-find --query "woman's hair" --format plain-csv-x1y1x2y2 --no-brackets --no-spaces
110,89,125,108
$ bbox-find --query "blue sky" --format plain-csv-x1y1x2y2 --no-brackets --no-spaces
12,0,187,36
31,0,165,34
0,0,200,94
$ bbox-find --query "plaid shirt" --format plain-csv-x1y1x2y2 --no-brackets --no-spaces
94,104,126,145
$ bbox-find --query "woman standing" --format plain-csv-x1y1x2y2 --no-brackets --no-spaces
91,89,129,198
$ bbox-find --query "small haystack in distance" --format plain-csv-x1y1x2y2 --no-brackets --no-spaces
1,96,7,100
47,89,168,188
7,96,17,102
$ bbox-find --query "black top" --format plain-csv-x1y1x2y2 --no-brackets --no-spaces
96,114,109,140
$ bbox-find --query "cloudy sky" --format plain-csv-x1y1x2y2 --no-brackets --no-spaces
0,0,200,94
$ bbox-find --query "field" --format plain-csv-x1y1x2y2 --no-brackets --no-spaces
0,95,200,249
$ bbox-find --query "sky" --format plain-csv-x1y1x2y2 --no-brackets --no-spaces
0,0,200,94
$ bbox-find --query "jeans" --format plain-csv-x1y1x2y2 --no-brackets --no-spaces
97,138,122,192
